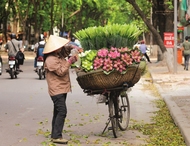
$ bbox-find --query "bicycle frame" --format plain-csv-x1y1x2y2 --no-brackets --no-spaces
84,83,130,138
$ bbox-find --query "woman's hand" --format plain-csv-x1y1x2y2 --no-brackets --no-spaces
69,45,83,53
68,56,77,64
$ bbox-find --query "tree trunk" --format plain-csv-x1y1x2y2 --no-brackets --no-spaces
126,0,174,73
49,0,54,35
32,0,41,43
2,10,8,42
152,0,174,62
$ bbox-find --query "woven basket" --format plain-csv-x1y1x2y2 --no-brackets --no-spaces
76,65,141,90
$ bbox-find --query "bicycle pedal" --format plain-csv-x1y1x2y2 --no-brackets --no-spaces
108,127,112,130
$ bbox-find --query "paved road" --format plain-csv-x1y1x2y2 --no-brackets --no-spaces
0,59,158,146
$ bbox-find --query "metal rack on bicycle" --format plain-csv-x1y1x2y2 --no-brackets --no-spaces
75,65,142,138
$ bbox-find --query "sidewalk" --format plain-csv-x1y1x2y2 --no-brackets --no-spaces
148,57,190,146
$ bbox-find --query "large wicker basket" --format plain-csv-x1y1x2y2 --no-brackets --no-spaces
76,65,141,90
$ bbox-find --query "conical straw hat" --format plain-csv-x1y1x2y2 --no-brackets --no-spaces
43,35,70,54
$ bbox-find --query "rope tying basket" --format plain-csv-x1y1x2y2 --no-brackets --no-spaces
76,65,141,90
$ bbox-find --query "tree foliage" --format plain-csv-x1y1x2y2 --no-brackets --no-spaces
0,0,165,45
125,0,180,73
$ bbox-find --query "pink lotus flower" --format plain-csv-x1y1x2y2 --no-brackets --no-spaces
97,48,108,58
103,57,113,72
118,47,129,53
108,50,120,59
131,50,142,63
110,47,117,52
93,57,104,70
121,53,133,65
113,59,126,73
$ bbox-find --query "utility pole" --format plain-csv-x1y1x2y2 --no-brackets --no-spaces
150,5,153,52
174,0,177,73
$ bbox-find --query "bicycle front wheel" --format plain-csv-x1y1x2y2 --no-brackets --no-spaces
108,92,119,138
118,93,130,131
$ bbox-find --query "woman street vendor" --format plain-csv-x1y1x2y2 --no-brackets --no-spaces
43,35,80,144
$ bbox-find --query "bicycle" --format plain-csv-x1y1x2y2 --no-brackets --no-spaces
84,83,130,138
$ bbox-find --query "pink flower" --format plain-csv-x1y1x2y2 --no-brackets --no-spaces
108,50,120,59
97,48,109,58
103,57,113,72
118,47,129,53
110,47,117,52
131,50,142,63
93,57,104,70
113,59,126,73
121,53,133,65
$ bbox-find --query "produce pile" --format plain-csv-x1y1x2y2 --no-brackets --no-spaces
74,24,145,75
74,24,141,50
79,47,142,75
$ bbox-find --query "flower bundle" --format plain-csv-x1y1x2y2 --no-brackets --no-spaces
79,47,143,74
74,24,142,50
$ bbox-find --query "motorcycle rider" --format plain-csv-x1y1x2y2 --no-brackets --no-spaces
34,34,46,72
5,33,22,72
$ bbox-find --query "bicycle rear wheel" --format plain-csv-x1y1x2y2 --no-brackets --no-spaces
118,92,130,131
108,92,119,138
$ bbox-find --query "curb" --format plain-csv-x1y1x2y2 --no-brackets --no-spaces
148,66,190,146
164,96,190,146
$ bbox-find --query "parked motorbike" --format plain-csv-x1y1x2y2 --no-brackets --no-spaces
36,56,45,80
6,56,19,79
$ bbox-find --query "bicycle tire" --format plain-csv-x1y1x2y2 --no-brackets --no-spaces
118,93,130,131
108,92,118,138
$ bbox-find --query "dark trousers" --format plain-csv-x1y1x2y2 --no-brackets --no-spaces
143,53,151,63
51,93,67,139
184,54,190,70
16,59,20,69
34,57,37,67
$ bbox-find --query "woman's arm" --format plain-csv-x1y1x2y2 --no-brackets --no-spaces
45,56,70,77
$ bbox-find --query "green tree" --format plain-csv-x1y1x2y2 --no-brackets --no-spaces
60,0,149,37
0,0,16,41
126,0,177,73
0,0,9,41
